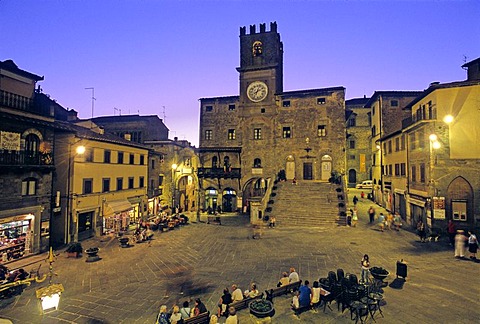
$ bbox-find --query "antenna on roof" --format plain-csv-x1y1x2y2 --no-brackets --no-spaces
85,87,96,118
462,55,468,70
162,106,166,122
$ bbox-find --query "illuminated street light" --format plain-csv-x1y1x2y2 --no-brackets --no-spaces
443,114,454,124
76,145,86,155
429,134,438,142
36,247,64,313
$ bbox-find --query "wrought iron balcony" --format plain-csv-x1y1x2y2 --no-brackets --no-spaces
0,150,53,166
0,90,51,117
197,167,241,179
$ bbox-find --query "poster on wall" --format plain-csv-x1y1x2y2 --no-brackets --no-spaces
0,131,21,150
433,197,446,219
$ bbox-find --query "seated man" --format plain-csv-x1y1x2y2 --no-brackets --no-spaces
277,272,290,287
291,291,300,309
231,284,243,302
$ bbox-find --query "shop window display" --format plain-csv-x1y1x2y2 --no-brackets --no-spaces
0,220,31,261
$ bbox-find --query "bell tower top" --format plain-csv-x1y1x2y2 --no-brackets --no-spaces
237,21,283,94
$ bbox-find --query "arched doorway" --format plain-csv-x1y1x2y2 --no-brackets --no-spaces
348,169,357,184
177,175,195,213
242,178,268,213
447,176,474,226
222,187,237,212
286,155,295,180
321,155,332,181
204,187,218,214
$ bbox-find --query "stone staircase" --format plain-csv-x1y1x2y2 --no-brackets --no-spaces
266,180,346,227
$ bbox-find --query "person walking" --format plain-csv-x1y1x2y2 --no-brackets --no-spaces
467,231,478,260
368,206,375,224
360,254,370,284
352,208,358,227
378,213,385,232
417,219,426,242
454,230,467,259
353,195,359,206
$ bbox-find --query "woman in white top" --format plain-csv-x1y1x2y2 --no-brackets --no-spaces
361,254,370,283
310,281,321,305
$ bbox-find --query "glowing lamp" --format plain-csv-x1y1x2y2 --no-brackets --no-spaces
36,283,64,313
443,115,454,124
76,145,86,155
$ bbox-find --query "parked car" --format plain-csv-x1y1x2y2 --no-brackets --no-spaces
356,180,373,189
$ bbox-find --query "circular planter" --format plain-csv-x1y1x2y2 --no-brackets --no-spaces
85,247,100,262
249,299,274,318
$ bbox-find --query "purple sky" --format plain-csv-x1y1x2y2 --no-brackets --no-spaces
2,0,479,146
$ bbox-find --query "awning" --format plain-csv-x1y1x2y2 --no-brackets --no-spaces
104,200,133,217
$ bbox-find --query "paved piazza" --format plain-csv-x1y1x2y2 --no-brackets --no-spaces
1,190,479,323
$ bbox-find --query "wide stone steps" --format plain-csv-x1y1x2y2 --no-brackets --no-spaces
266,181,346,227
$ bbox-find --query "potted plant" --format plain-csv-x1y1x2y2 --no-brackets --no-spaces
249,299,274,318
65,242,83,258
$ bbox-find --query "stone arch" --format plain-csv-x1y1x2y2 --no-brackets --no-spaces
321,155,332,181
446,176,474,226
285,155,295,180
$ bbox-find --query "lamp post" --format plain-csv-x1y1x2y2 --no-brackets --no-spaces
171,163,177,213
36,247,64,313
66,142,85,244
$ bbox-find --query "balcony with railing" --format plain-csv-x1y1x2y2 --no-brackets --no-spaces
197,167,241,179
0,150,53,167
0,90,51,117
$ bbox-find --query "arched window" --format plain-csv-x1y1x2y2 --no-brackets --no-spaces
212,156,218,168
252,41,263,56
253,158,262,168
25,134,40,157
224,156,231,172
348,169,357,184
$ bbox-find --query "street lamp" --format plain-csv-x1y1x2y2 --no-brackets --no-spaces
36,247,64,313
171,163,177,212
66,143,85,244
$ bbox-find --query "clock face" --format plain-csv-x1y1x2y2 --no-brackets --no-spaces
247,81,268,102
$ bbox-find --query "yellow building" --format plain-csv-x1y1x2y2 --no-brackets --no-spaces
53,122,148,245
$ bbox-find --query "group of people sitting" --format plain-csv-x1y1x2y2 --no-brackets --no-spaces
0,264,28,282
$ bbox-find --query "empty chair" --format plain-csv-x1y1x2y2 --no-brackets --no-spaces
337,268,345,282
349,274,359,287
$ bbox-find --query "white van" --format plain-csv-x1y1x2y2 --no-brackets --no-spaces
356,180,373,189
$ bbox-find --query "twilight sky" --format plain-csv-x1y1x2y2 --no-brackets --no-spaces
2,0,479,146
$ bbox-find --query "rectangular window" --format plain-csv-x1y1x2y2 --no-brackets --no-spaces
401,134,406,151
388,164,393,175
151,159,155,169
228,129,236,140
205,105,213,112
158,175,164,187
383,143,387,153
102,178,110,192
129,153,135,165
349,140,355,149
205,130,213,140
400,163,406,176
150,179,155,189
128,177,134,189
118,152,124,164
140,155,145,165
317,97,326,105
348,118,356,127
254,128,262,140
410,133,416,150
391,100,399,107
139,176,145,188
411,165,416,182
117,177,123,190
388,140,392,154
83,179,93,194
395,138,400,152
395,163,400,176
104,150,111,163
282,100,291,107
317,125,326,137
85,149,93,162
420,163,426,183
418,129,425,149
260,108,265,113
371,125,376,138
349,154,356,160
21,179,36,196
228,104,236,111
283,127,291,138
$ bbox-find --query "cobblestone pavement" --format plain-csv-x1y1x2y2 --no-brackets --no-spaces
1,189,479,323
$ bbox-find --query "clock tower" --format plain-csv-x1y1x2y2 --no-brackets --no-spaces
237,22,283,104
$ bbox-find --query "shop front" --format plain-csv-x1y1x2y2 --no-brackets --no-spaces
103,200,133,234
0,213,36,262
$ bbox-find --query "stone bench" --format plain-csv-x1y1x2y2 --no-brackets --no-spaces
265,280,302,301
184,311,210,324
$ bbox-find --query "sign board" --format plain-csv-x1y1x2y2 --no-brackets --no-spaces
433,197,446,219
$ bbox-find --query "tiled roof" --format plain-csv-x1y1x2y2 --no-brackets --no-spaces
365,91,423,107
0,60,44,81
346,97,370,106
462,57,480,68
